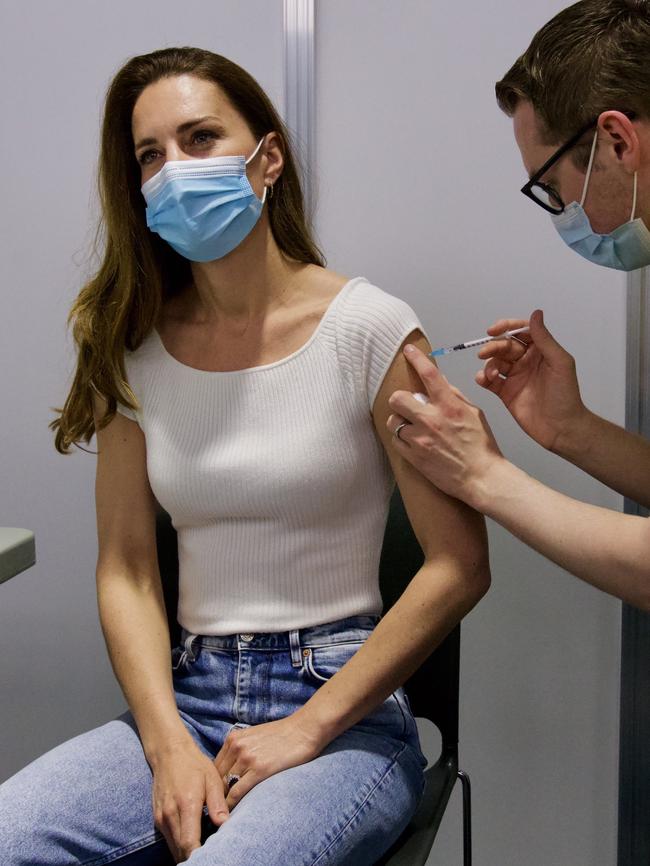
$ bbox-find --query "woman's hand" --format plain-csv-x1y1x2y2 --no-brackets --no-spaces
213,715,323,810
475,310,588,453
151,739,230,863
387,345,504,505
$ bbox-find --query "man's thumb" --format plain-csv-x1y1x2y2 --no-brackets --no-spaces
529,309,563,359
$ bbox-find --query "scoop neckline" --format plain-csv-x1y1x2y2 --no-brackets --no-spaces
151,276,363,376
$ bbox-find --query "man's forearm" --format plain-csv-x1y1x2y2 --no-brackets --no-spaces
470,459,650,610
96,572,193,766
556,409,650,509
294,559,490,745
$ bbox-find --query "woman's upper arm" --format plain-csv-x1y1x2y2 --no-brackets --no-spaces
372,329,490,581
92,394,158,581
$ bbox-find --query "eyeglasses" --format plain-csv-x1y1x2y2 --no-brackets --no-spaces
520,117,598,215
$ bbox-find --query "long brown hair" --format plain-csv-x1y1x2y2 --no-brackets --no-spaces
495,0,650,150
51,46,325,453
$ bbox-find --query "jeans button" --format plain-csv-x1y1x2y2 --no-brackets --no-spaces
240,633,254,642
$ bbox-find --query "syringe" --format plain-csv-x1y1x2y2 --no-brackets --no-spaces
429,326,530,358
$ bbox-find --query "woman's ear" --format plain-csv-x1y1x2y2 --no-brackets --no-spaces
263,131,284,186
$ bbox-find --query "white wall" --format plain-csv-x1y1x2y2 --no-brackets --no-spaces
314,3,624,865
0,0,283,780
0,2,624,865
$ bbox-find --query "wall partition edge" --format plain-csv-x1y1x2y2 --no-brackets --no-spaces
619,267,650,866
283,0,315,222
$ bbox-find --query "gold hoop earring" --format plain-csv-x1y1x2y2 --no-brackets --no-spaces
267,183,274,199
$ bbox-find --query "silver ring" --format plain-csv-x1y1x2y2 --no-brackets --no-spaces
225,773,240,791
393,421,409,441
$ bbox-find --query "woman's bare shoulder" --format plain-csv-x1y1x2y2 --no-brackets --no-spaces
297,265,351,310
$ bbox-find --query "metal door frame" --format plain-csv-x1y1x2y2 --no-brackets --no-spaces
620,269,650,866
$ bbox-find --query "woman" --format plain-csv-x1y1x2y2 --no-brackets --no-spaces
0,47,490,865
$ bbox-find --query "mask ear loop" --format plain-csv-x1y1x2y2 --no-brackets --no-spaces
245,136,268,204
579,129,599,208
630,171,638,222
245,137,266,165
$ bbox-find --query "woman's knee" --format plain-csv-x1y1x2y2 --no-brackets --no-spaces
0,714,154,866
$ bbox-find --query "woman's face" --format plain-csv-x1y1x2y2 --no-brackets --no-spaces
131,74,276,193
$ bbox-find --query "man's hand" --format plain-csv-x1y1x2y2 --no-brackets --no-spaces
475,309,588,453
213,715,322,811
387,344,504,505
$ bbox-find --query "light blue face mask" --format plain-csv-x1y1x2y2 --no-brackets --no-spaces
141,137,268,262
551,129,650,271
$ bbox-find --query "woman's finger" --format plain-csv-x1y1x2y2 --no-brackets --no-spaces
224,766,256,809
159,803,181,863
213,731,235,778
177,798,203,860
205,777,230,827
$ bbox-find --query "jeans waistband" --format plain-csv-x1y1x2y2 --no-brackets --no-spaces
178,614,380,659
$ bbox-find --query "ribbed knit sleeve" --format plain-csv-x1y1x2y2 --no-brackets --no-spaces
336,280,429,410
115,349,143,427
115,400,138,423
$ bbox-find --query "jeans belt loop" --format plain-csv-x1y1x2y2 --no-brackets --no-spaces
183,632,198,663
289,629,302,668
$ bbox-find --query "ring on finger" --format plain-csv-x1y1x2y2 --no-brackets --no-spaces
224,773,240,791
486,358,511,380
393,421,409,441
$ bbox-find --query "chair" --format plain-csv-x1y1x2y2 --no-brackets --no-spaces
155,489,472,865
374,490,471,866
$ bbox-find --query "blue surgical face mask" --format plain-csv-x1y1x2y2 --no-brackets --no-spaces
551,129,650,271
141,137,268,262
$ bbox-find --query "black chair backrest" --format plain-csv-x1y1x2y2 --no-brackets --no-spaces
156,509,181,649
155,487,459,753
378,490,460,753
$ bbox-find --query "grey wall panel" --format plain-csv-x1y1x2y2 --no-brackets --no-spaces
0,0,283,782
315,3,623,865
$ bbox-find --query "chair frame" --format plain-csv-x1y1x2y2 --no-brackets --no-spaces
375,490,472,865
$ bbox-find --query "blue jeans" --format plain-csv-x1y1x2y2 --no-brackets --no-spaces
0,615,427,865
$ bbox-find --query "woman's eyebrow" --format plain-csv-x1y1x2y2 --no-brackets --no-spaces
134,115,223,150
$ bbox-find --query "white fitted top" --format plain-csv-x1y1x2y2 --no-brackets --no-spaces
116,277,426,635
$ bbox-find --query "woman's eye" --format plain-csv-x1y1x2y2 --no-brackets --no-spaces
192,129,218,146
138,150,159,166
